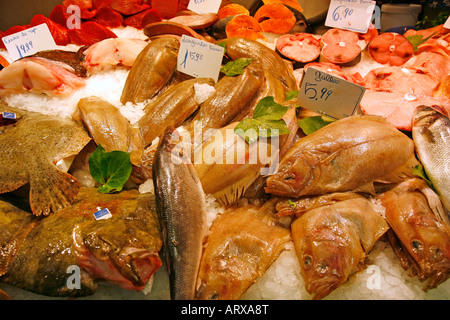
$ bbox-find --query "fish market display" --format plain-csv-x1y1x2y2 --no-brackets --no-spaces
153,128,208,300
0,1,449,301
0,103,91,216
412,106,450,211
0,188,162,297
378,178,450,290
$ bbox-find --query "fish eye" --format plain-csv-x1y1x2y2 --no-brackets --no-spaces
303,255,313,268
412,240,423,252
283,173,295,181
430,246,442,260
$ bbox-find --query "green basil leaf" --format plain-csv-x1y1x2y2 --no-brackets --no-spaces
256,119,291,138
406,33,435,52
89,144,132,194
220,58,252,76
234,118,260,144
286,90,300,101
298,116,334,135
252,96,290,121
217,41,226,54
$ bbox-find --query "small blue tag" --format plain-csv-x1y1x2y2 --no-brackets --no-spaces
93,208,112,220
2,112,16,119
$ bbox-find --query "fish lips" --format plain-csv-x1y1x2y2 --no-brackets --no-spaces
72,225,162,291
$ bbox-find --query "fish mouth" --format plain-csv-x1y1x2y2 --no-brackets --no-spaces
306,275,343,300
72,225,162,291
265,177,298,197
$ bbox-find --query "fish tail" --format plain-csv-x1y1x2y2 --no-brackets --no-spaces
29,169,80,216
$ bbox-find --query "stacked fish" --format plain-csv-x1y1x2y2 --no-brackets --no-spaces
0,3,449,301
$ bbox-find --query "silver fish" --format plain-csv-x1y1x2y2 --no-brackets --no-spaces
153,127,208,300
412,106,450,212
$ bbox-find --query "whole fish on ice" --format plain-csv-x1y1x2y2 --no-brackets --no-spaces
0,103,91,216
412,105,450,212
265,115,418,198
291,193,389,299
0,188,162,297
153,127,208,300
378,178,450,290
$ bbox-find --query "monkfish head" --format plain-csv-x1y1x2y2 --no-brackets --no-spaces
72,219,162,291
265,157,312,197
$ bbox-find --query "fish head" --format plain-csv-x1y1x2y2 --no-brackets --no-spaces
265,157,312,197
299,231,354,300
72,218,162,291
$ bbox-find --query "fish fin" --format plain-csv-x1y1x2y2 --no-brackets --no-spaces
29,168,81,216
353,182,376,195
212,170,261,207
375,155,419,184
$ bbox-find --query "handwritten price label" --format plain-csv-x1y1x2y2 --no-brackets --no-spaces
188,0,221,14
297,67,365,120
325,0,376,33
2,23,57,61
177,35,224,82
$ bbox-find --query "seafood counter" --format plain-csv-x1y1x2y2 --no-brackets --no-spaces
0,1,449,301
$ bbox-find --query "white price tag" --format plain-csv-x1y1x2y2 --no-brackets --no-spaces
325,0,376,33
1,23,57,61
187,0,221,14
177,35,224,82
298,67,365,120
444,16,450,29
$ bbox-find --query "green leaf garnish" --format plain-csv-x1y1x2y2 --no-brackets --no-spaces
298,116,335,135
234,96,290,144
286,90,300,101
413,164,435,191
406,33,435,52
89,144,132,194
220,58,252,76
217,41,226,54
287,200,297,209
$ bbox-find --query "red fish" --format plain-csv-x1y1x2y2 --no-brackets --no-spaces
30,15,70,46
93,5,124,28
68,21,117,46
123,8,163,29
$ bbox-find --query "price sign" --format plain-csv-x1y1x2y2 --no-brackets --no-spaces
188,0,221,14
444,16,450,29
177,35,224,82
325,0,376,33
2,23,57,61
297,67,365,120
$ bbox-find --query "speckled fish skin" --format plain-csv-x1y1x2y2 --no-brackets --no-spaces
153,128,208,300
120,37,180,105
378,178,450,290
0,188,162,297
291,194,389,300
412,106,450,212
265,115,418,198
0,103,91,216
